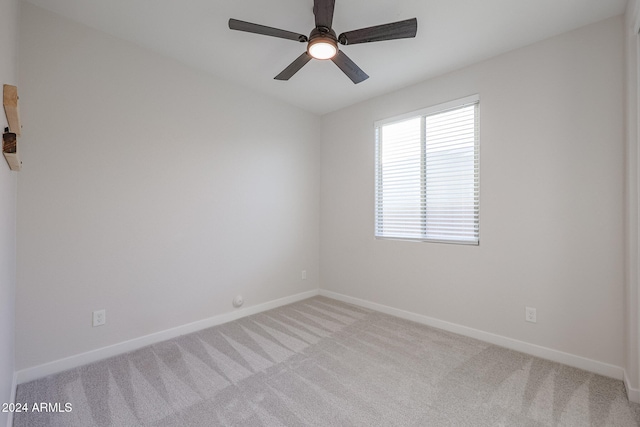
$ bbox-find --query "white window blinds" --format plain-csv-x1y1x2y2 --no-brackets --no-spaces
375,96,479,244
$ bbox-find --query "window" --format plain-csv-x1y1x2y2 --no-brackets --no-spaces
374,95,479,244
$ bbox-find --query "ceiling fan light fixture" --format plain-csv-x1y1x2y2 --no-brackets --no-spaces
308,38,337,60
229,0,418,83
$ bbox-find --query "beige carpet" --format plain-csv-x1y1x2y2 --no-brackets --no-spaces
13,296,640,426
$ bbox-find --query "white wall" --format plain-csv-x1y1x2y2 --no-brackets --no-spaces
0,0,19,424
625,0,640,399
16,3,320,370
321,16,625,368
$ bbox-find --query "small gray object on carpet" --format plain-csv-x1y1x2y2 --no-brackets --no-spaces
13,296,640,426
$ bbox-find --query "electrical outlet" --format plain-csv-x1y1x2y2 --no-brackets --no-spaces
302,270,307,280
93,309,106,327
525,307,536,323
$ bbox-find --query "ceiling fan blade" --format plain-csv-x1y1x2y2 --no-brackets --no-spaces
338,18,417,45
229,19,308,42
274,52,313,80
313,0,335,29
331,50,369,84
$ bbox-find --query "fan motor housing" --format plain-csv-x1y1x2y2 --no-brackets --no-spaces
307,27,338,58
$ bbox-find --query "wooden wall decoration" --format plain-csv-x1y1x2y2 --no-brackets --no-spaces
3,84,21,171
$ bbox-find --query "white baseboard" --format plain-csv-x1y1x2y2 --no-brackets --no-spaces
6,372,16,427
319,290,625,381
624,370,640,403
15,289,319,385
14,287,632,402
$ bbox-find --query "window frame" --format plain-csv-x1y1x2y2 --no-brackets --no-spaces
374,94,480,245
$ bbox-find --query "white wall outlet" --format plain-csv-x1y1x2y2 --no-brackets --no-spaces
301,270,307,280
233,295,244,308
93,309,106,327
525,307,537,323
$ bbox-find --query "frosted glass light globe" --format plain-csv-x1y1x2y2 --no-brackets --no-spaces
308,40,337,60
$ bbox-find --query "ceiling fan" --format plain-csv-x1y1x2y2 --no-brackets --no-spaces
228,0,417,84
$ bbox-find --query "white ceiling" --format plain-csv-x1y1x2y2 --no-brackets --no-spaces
24,0,628,115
